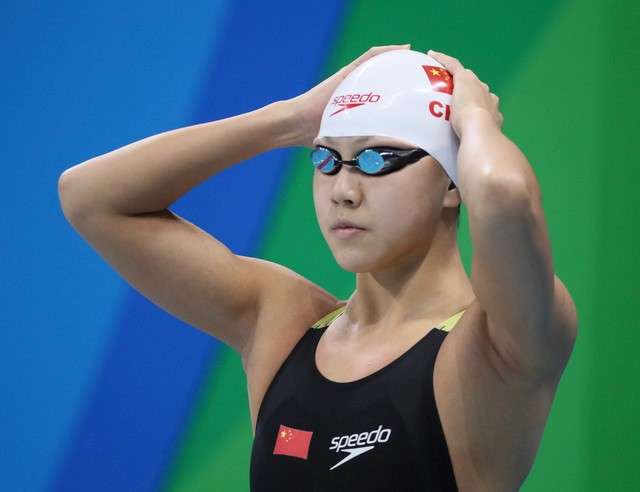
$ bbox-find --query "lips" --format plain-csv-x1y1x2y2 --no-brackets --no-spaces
331,219,366,230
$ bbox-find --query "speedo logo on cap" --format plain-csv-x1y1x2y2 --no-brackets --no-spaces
329,92,381,116
328,424,392,470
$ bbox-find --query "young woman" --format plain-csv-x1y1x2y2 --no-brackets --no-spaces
58,45,577,491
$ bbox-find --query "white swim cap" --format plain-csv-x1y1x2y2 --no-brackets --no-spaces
316,49,459,187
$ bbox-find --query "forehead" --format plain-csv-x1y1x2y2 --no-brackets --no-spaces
313,135,414,149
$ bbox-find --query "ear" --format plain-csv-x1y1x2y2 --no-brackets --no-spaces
443,180,461,209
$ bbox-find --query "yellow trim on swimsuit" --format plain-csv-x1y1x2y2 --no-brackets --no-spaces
312,304,347,329
312,304,466,331
438,309,465,332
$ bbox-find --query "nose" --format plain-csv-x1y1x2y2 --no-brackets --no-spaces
330,165,364,207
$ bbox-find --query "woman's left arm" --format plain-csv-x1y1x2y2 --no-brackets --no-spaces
429,49,577,382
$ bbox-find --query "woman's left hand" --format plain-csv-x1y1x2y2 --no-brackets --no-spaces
427,49,503,138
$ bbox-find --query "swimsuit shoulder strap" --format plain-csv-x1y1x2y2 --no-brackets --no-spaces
311,304,347,329
439,308,467,332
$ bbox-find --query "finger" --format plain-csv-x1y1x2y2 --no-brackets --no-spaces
428,49,464,74
461,68,482,82
357,44,411,62
342,44,411,73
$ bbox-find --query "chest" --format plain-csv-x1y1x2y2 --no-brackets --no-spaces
250,325,455,490
315,315,551,490
314,323,439,383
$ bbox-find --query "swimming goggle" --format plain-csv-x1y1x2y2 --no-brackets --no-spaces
310,146,429,176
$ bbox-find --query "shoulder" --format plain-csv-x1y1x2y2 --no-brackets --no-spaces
242,263,343,372
433,297,572,486
241,273,343,429
439,290,575,388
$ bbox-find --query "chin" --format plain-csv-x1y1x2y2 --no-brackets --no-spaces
329,248,365,272
336,260,374,274
331,248,387,274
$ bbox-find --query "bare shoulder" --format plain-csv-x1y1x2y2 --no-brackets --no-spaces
433,300,569,489
240,259,343,430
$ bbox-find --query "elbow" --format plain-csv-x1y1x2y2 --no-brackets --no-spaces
58,169,89,224
58,171,74,220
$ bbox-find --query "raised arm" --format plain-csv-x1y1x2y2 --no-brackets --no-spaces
428,49,577,382
58,44,412,368
59,101,298,217
57,100,336,359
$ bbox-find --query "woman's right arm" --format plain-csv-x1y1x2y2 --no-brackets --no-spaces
58,45,409,365
59,100,299,217
58,100,337,360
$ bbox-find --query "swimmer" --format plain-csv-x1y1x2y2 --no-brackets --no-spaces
58,44,577,491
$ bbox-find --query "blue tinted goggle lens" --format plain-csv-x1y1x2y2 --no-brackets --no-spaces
310,147,387,175
311,147,338,173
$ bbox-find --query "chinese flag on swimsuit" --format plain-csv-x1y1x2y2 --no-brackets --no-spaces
422,65,453,94
273,424,314,460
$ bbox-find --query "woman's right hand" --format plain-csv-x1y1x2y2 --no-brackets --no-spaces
284,44,412,148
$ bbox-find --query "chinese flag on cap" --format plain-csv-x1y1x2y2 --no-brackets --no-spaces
273,424,314,460
422,65,453,95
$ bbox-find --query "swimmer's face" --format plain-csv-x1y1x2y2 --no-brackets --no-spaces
312,135,458,273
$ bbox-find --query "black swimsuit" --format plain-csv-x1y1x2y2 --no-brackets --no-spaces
250,305,465,491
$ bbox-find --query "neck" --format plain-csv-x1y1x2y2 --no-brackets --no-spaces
344,220,475,332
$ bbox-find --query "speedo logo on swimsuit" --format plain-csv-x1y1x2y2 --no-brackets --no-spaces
329,92,381,116
328,424,392,470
